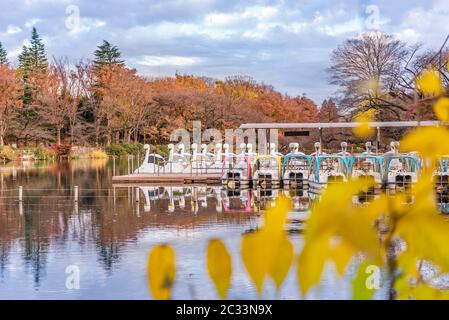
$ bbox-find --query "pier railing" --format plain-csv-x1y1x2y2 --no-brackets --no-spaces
134,159,224,176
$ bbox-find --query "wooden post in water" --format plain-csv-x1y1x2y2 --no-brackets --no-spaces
18,186,23,202
135,187,140,203
74,186,79,202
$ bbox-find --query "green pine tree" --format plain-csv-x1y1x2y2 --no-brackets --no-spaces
93,40,125,68
18,45,33,106
18,28,48,74
17,28,48,138
0,41,8,65
28,27,48,71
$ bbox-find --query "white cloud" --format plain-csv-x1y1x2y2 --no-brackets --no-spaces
133,55,201,67
394,28,420,43
7,25,22,34
24,18,41,28
68,18,106,36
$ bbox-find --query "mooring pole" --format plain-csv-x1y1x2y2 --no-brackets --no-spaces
135,187,140,203
74,186,79,203
18,186,23,202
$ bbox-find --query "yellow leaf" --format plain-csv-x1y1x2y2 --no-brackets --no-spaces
241,195,292,294
241,232,269,294
330,241,355,276
401,283,449,300
269,236,294,290
401,126,449,160
352,110,375,138
397,250,419,279
297,178,383,296
352,261,377,300
147,244,175,300
353,121,374,138
297,234,330,296
417,68,443,96
207,239,232,299
434,97,449,122
397,214,449,272
264,196,292,236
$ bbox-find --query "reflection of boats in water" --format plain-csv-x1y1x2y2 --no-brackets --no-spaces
383,142,420,190
134,184,317,215
221,188,253,213
139,186,189,212
252,187,280,210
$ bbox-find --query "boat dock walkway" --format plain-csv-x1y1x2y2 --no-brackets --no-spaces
112,173,222,185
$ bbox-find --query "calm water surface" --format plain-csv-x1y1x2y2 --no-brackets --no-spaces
0,158,373,299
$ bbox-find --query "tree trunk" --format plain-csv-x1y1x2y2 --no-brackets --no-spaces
57,126,61,145
0,121,4,147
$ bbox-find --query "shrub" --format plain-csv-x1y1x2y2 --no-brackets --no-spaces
89,149,108,159
105,144,127,157
121,143,144,155
0,146,16,161
151,145,169,158
26,147,55,160
49,144,72,159
105,143,144,156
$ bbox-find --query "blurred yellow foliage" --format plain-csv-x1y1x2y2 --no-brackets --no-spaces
352,109,375,138
297,179,383,296
434,97,449,122
241,196,294,294
207,239,232,299
147,245,175,300
401,126,449,162
417,68,443,96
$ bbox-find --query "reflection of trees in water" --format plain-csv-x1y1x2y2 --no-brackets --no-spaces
0,246,9,279
96,241,120,273
22,212,49,286
0,159,258,283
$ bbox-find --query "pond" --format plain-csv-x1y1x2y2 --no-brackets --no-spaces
0,158,381,299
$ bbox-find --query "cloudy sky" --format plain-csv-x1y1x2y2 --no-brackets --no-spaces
1,0,448,104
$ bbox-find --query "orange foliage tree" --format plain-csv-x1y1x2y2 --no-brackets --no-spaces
0,65,22,146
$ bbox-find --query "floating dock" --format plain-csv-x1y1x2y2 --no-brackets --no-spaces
112,173,222,185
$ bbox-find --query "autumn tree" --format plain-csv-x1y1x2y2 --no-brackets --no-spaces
67,60,91,144
0,65,22,146
318,99,340,122
328,32,412,120
33,60,68,144
97,66,153,143
88,41,126,145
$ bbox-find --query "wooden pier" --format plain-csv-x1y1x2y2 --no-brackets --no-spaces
112,173,222,185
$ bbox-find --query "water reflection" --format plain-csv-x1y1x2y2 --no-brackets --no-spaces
0,160,446,299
